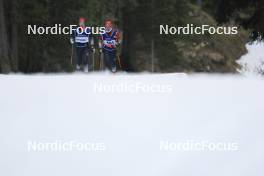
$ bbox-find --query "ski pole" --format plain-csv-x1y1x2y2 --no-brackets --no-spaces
117,55,122,70
91,38,95,71
70,44,74,65
92,52,95,71
99,49,104,71
98,53,100,70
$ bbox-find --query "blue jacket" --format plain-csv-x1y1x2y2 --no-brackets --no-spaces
101,30,119,52
72,27,92,48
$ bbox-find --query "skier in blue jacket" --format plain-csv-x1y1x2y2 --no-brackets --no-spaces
70,17,94,72
99,19,120,73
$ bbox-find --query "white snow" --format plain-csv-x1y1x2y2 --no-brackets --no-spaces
237,42,264,76
0,73,264,176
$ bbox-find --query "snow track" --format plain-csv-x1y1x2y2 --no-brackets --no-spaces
0,73,264,176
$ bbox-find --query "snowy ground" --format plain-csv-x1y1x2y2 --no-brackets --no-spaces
0,73,264,176
237,42,264,76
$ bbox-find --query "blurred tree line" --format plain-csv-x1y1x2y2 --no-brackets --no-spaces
0,0,263,73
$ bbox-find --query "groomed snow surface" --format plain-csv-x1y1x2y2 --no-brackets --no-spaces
0,73,264,176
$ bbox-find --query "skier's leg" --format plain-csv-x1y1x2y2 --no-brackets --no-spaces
110,51,117,72
86,47,93,71
83,47,89,72
76,47,82,70
103,50,111,71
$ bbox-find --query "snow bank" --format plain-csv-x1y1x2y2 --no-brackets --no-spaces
0,73,263,176
237,42,264,76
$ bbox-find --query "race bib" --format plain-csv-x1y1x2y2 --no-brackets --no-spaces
75,36,89,43
103,40,116,46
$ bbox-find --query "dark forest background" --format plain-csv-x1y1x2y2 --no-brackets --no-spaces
0,0,264,73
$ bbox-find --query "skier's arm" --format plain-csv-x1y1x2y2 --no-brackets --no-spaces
70,30,75,44
90,35,95,53
70,37,74,44
98,35,103,53
115,31,121,47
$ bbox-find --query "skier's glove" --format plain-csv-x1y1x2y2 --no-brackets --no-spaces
91,46,95,53
116,41,121,47
70,38,74,45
